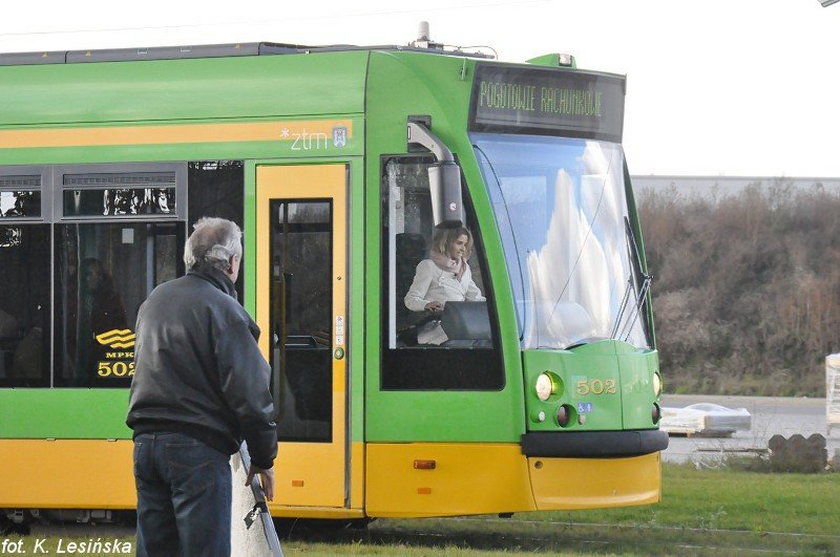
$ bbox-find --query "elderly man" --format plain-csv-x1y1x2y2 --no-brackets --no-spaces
127,217,277,557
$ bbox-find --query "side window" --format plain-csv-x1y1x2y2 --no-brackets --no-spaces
188,161,244,301
270,200,333,442
187,161,244,228
0,225,50,387
381,157,504,390
0,162,242,389
0,173,49,387
0,180,41,218
52,166,186,388
54,223,184,388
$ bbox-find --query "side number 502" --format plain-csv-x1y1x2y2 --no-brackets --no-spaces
576,378,617,396
97,361,136,378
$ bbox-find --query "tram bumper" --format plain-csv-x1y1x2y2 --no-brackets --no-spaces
522,430,668,510
522,429,668,458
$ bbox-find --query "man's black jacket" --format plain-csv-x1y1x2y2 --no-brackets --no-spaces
126,264,277,469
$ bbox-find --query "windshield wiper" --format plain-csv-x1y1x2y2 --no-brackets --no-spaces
612,217,652,342
618,272,651,343
610,275,634,340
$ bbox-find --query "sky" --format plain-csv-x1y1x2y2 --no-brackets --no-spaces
1,0,838,178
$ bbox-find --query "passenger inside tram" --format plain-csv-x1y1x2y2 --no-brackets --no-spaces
69,258,127,386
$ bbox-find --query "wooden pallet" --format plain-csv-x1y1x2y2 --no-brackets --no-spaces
664,428,735,438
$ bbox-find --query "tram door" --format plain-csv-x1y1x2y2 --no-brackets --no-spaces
256,165,347,508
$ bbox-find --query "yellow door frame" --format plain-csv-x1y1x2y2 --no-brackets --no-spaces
256,164,349,511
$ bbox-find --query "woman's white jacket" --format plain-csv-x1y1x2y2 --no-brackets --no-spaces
404,258,485,312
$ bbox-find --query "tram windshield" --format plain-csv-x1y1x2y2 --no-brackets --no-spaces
473,133,651,350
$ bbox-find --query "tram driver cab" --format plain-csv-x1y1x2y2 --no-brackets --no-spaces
391,122,492,349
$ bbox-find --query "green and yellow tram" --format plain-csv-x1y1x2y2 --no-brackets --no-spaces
0,38,666,526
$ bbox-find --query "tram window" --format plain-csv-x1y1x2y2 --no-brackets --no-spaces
53,222,185,388
1,190,41,218
0,225,50,387
380,157,504,390
188,161,244,228
188,161,244,300
270,200,333,442
62,188,175,217
154,233,179,286
1,175,41,218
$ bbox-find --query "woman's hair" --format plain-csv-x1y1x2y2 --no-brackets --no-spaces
431,226,474,259
183,217,243,272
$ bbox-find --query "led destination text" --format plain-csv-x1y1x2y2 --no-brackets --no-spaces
478,82,537,112
478,81,604,117
470,64,625,142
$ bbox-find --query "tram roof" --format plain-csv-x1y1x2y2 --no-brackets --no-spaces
0,42,493,66
0,42,502,127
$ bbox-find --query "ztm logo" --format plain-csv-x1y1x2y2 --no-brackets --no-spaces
332,126,348,148
96,329,136,349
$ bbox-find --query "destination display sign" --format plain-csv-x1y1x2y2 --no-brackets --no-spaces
470,63,626,142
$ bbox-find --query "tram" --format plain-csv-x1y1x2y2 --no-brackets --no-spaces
0,33,667,526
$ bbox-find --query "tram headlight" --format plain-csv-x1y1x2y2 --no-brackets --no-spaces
535,373,555,401
652,372,663,398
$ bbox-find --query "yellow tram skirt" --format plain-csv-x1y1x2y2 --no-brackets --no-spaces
0,440,661,515
366,443,661,517
0,439,136,509
528,452,662,510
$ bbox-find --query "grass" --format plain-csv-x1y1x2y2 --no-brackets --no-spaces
332,464,840,555
554,463,840,535
8,464,840,555
281,541,591,556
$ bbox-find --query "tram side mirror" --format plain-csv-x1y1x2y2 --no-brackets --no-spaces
428,161,465,229
407,120,465,229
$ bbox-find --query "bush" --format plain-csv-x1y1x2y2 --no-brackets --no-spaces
638,180,840,396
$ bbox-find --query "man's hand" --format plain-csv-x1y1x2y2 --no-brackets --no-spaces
424,301,444,311
246,465,275,502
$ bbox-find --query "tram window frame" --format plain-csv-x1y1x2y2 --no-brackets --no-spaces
0,223,51,388
0,162,247,389
188,161,245,302
58,168,183,221
51,164,188,389
0,163,192,389
52,221,186,388
380,155,505,391
269,199,334,442
0,185,42,219
0,169,50,387
0,168,49,221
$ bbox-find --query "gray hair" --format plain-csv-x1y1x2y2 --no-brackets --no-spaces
184,217,243,272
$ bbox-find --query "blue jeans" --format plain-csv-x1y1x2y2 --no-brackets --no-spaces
133,432,232,557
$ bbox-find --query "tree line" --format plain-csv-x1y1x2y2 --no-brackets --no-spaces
637,181,840,396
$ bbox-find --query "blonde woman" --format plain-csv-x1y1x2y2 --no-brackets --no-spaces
404,227,485,344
